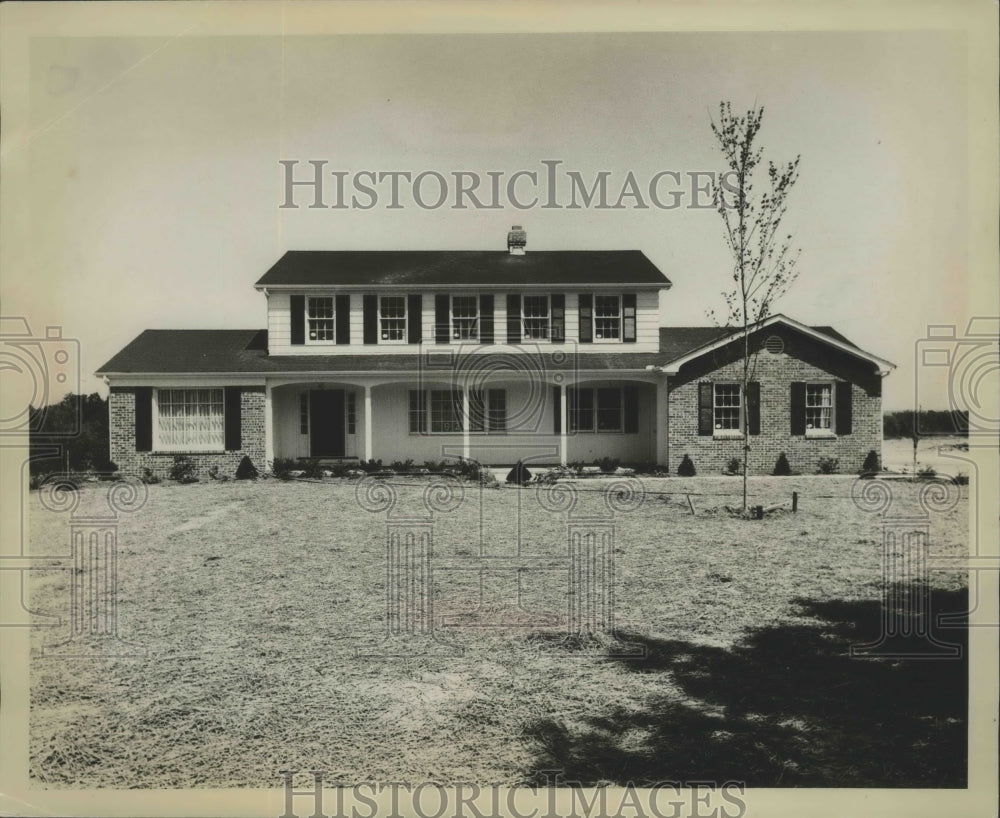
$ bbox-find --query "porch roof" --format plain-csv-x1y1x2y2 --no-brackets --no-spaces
96,323,871,376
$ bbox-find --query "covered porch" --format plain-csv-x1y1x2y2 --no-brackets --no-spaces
265,374,665,468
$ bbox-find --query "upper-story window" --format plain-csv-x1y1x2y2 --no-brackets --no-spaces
307,297,335,342
452,296,479,340
522,296,551,339
379,296,407,343
594,295,622,341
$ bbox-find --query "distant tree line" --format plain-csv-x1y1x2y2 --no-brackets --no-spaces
883,409,968,439
28,393,114,475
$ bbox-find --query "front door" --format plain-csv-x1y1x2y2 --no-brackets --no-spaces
309,390,346,457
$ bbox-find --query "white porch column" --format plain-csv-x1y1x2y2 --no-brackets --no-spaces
264,382,274,469
560,383,568,466
363,385,373,461
462,388,471,460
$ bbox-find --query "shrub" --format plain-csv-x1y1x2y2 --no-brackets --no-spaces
506,461,532,485
860,450,880,474
725,457,743,475
169,456,198,483
917,464,937,479
327,461,351,478
140,467,161,485
772,453,792,476
357,459,383,474
628,461,667,476
596,457,620,473
677,455,696,477
271,457,297,480
388,459,415,473
816,456,839,475
235,456,259,480
422,460,447,472
954,472,969,485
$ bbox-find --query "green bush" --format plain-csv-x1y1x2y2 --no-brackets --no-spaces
140,467,161,485
725,457,743,475
271,458,297,479
772,453,792,476
596,457,620,473
235,456,259,480
169,456,198,483
860,450,880,474
358,459,383,474
817,456,839,475
677,455,696,477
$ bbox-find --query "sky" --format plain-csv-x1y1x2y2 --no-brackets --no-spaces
1,10,992,412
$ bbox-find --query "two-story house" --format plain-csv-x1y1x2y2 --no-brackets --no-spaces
97,227,894,477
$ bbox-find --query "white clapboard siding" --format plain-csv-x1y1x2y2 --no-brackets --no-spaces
266,288,665,355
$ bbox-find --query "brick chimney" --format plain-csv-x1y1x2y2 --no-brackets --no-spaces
507,225,526,255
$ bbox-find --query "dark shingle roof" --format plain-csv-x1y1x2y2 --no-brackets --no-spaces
96,325,863,375
96,330,665,374
254,251,671,288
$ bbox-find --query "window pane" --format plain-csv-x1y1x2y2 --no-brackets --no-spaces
714,384,741,430
522,295,550,340
569,388,594,432
594,295,621,340
488,389,507,432
452,296,478,340
805,383,832,429
409,390,427,433
157,388,224,450
431,389,463,432
307,297,335,341
380,296,407,341
597,388,622,431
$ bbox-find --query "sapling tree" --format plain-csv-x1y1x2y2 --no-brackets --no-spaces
707,102,801,511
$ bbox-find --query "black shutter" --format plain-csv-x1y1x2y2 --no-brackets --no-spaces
407,294,422,344
335,295,350,344
290,295,305,345
135,387,152,452
836,381,853,435
479,295,494,344
697,382,713,436
622,293,637,343
506,294,521,344
224,387,242,451
578,294,593,343
362,295,378,344
790,382,806,435
746,381,760,435
623,385,639,433
435,295,450,344
552,386,561,433
551,294,565,341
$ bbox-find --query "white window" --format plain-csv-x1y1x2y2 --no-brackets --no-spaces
713,384,742,432
806,383,833,432
594,295,622,341
409,390,427,433
522,296,550,339
451,296,478,340
307,297,335,342
469,389,508,433
155,388,224,451
430,389,463,432
379,296,407,342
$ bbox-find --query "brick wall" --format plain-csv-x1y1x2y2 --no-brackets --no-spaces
109,387,267,479
666,327,883,475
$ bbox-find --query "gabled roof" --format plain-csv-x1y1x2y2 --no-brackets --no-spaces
254,251,671,289
657,315,894,374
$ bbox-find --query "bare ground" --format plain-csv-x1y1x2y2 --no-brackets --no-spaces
28,469,969,788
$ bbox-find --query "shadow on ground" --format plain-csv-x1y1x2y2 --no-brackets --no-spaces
524,587,968,787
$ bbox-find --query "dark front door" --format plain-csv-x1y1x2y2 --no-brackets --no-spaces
310,390,345,457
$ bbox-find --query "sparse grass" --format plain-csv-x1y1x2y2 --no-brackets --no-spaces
28,474,968,788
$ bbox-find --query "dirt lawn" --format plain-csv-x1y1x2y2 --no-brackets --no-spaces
28,469,969,788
